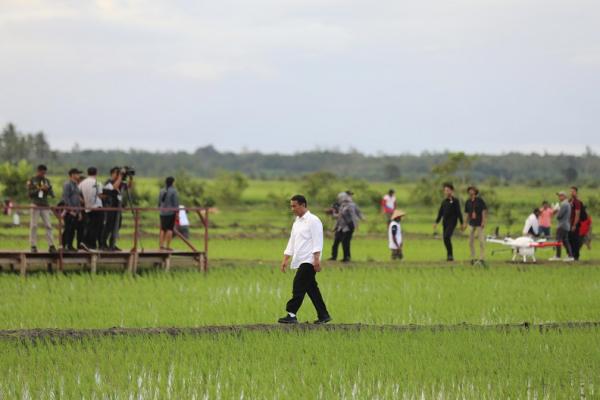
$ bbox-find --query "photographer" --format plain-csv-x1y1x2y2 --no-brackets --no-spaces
101,166,134,251
27,164,56,253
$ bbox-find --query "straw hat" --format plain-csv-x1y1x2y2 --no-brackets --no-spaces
391,209,406,220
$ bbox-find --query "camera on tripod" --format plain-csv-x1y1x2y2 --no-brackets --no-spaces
119,166,136,178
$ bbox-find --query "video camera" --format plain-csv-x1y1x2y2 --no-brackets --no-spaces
119,166,136,178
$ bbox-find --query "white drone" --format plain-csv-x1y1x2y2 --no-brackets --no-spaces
486,235,561,263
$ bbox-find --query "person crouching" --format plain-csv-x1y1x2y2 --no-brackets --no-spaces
388,209,406,260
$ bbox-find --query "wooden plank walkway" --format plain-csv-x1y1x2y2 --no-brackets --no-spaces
0,250,206,275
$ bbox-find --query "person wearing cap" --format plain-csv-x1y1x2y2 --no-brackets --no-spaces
26,164,56,253
381,189,397,223
549,191,574,261
464,186,487,265
61,168,83,251
388,209,405,260
329,191,363,263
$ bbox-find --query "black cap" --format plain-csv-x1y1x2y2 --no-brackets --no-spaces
68,168,83,175
346,189,354,195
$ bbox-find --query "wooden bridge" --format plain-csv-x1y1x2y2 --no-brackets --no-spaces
0,205,209,275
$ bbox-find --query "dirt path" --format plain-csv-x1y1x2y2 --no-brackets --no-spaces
1,321,599,340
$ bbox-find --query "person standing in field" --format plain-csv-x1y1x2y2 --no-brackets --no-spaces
380,189,396,223
433,183,463,261
27,164,56,253
549,191,574,261
61,168,83,252
329,191,363,263
464,186,487,266
279,195,331,324
158,176,179,251
538,201,554,238
388,209,406,260
568,186,583,261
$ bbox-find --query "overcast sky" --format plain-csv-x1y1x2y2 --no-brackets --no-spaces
1,0,599,155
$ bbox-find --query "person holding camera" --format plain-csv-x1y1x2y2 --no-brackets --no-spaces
101,166,134,251
27,164,56,253
158,176,179,251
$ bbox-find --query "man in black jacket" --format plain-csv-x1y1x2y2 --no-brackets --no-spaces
433,183,463,261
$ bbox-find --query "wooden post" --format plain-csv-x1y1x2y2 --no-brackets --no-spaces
130,208,140,274
19,253,27,276
56,209,64,272
203,208,209,272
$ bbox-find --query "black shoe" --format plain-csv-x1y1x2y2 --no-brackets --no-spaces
63,247,76,253
79,243,91,252
314,316,332,324
111,246,122,252
447,256,454,262
470,259,476,266
30,246,38,253
278,315,298,324
48,245,57,254
328,257,336,261
341,258,351,263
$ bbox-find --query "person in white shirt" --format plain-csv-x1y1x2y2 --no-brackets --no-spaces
78,167,104,250
279,195,331,324
177,205,190,239
388,209,406,260
523,208,541,237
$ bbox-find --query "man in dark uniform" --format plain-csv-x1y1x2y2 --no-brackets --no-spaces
61,168,83,251
464,186,488,265
433,183,463,261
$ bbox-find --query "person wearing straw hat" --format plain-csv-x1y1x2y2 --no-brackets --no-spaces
388,209,406,260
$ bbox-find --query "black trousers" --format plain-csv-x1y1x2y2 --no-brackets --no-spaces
556,227,573,258
101,211,121,248
62,213,78,249
84,210,104,249
569,229,581,260
331,229,354,261
286,263,329,319
75,217,84,248
443,222,457,258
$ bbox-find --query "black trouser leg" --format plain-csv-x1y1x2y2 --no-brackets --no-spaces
286,263,329,318
76,215,85,248
102,211,117,248
443,223,456,258
569,230,581,260
341,229,354,261
85,211,104,249
331,231,343,260
62,214,77,249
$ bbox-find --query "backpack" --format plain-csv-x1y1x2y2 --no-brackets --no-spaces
580,203,588,222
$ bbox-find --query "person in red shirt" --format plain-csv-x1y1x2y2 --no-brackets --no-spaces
569,186,583,260
538,201,554,238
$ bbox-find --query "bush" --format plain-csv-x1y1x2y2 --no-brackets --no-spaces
209,171,249,206
0,160,33,202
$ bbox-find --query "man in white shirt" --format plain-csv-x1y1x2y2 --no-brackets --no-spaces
279,195,331,324
523,208,541,237
78,167,104,250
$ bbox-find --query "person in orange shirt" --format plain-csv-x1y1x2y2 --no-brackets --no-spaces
538,201,554,238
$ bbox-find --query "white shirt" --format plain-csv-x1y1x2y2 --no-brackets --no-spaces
178,206,189,226
523,213,540,236
284,210,324,269
388,220,403,249
383,194,396,211
78,177,103,211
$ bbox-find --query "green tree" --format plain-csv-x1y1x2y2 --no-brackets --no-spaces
0,160,33,201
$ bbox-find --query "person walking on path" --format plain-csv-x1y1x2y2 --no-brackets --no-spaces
380,189,396,223
433,183,463,261
568,186,583,261
464,186,487,265
158,177,179,251
27,164,56,253
388,209,406,260
279,195,331,325
550,191,574,262
329,191,363,263
61,168,83,251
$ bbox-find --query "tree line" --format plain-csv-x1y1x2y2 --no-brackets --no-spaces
1,123,599,185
